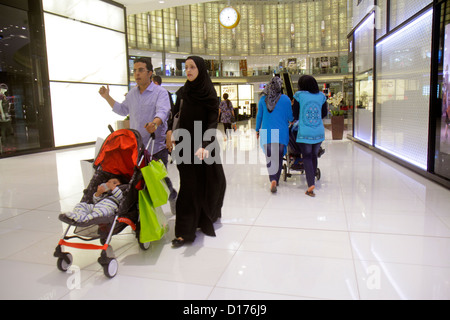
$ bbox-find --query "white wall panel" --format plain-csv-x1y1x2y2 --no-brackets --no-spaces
50,82,126,147
44,13,127,85
43,0,128,147
43,0,125,32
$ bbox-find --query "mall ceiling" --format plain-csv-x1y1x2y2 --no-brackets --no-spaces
116,0,219,15
116,0,302,15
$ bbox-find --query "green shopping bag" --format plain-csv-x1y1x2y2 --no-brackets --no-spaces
141,159,169,207
138,188,168,243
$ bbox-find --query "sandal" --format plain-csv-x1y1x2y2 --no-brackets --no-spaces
270,181,277,193
172,238,185,248
305,189,316,197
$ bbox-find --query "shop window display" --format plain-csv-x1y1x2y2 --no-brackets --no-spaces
435,1,450,180
0,4,42,155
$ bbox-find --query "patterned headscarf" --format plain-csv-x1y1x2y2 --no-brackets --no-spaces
262,76,283,112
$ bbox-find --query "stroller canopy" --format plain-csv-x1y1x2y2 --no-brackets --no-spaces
94,129,143,180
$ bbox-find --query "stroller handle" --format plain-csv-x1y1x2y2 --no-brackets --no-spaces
146,133,156,150
138,132,156,167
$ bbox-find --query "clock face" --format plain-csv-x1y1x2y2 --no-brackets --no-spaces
219,7,240,29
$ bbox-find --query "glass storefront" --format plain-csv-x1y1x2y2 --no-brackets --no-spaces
354,13,375,145
435,0,450,180
220,84,254,117
0,1,53,156
348,0,449,187
1,0,127,157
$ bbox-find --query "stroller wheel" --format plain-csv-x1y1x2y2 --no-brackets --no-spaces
103,258,118,278
56,252,73,272
139,241,151,250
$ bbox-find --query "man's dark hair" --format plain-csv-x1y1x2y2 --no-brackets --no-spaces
134,57,153,72
153,75,162,85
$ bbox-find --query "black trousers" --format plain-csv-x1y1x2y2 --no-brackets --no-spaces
298,142,321,188
223,123,232,138
264,143,285,183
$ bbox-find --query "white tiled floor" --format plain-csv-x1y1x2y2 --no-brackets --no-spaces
1,123,450,300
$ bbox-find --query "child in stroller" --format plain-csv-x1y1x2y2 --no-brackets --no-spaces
55,129,153,278
64,177,125,223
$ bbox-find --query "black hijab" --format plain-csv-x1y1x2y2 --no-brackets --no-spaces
178,56,219,149
298,75,320,94
182,56,218,108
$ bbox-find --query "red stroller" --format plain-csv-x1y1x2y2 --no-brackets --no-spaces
54,129,153,278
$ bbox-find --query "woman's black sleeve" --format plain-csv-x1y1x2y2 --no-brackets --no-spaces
292,100,300,121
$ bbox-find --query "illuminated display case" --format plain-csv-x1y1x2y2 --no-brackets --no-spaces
375,10,433,170
435,1,450,180
347,0,450,187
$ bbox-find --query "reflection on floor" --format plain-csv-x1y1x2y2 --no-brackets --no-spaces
0,122,449,300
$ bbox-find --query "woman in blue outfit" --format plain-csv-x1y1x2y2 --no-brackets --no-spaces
256,77,293,193
292,75,328,197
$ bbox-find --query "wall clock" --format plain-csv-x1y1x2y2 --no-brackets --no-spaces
219,6,240,29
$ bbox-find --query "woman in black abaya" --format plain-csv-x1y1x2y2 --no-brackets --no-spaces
166,56,226,247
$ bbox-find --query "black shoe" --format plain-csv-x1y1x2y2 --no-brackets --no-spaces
172,238,185,248
318,147,325,158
